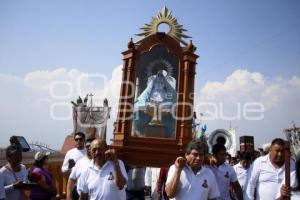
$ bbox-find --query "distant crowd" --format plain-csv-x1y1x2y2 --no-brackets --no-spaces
0,132,299,200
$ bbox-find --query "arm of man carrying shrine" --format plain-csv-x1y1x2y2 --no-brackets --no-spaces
106,149,127,189
165,157,186,199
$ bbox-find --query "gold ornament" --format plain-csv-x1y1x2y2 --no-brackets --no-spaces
136,6,191,46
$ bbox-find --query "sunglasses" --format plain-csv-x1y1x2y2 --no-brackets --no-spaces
75,137,84,141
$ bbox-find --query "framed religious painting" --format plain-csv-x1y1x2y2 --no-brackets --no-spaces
132,45,178,139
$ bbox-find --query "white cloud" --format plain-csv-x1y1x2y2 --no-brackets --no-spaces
0,67,299,150
196,69,300,148
0,66,123,149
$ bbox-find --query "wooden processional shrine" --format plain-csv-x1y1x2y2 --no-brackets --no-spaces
111,7,198,167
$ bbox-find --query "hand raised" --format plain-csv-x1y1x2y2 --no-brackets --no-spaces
105,149,117,161
175,157,186,170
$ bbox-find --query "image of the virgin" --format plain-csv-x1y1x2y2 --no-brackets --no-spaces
132,70,176,137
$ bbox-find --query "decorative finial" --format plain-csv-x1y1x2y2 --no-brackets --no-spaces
187,40,195,52
128,38,135,49
136,6,191,46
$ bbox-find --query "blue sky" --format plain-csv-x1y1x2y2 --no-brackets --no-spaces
0,0,300,149
1,0,299,79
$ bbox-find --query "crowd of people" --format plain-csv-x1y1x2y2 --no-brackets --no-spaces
165,138,300,200
0,132,299,200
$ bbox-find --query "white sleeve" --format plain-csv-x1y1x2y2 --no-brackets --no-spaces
230,165,238,183
69,161,79,180
61,151,71,173
0,173,5,199
290,170,298,188
22,166,28,182
3,184,14,195
166,165,175,185
2,171,14,194
144,167,152,187
245,158,261,200
77,168,89,194
117,160,128,182
233,165,237,173
243,166,251,192
70,157,86,180
208,170,220,199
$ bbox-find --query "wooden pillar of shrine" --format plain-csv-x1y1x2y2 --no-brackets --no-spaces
113,39,137,148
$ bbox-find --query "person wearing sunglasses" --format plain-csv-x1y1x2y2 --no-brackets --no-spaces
61,132,87,177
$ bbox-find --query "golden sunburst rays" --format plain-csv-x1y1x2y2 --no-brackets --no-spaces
136,6,191,46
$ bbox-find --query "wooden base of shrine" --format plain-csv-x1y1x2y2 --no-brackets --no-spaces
111,136,187,168
144,123,165,137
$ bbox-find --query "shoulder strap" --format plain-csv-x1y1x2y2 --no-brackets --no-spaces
5,165,18,182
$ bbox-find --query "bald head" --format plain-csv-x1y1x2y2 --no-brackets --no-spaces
90,139,108,162
91,139,107,149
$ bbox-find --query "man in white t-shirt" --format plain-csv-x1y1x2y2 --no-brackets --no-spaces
66,136,95,200
61,132,86,200
61,132,87,175
77,139,128,200
165,139,220,200
233,152,252,198
209,143,243,200
245,138,296,200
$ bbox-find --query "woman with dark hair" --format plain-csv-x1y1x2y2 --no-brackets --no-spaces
0,144,29,200
30,151,57,200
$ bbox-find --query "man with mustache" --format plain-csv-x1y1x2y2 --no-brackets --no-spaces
61,132,87,176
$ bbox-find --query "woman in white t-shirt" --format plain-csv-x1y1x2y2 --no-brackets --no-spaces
0,145,29,200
